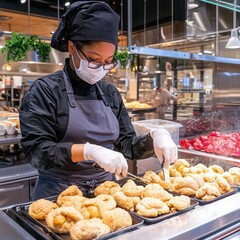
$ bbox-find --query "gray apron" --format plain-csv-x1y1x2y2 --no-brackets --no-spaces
32,70,119,200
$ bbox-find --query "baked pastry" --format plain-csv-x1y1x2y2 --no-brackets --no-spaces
95,194,116,211
172,176,199,196
60,195,86,212
80,198,105,219
136,197,170,217
70,218,110,240
228,167,240,185
145,183,163,191
214,176,231,194
94,181,121,196
144,188,173,202
121,179,145,198
46,206,84,234
102,208,132,232
169,168,182,177
143,171,170,189
186,174,205,188
28,199,58,220
57,185,83,206
202,172,218,183
196,183,221,200
173,159,190,176
221,172,235,185
195,163,208,173
208,165,224,174
168,195,191,211
113,191,140,211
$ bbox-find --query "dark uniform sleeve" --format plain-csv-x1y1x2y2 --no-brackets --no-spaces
101,81,154,160
20,77,75,170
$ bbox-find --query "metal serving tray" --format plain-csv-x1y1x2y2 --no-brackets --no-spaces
117,178,199,224
195,188,238,205
10,202,144,240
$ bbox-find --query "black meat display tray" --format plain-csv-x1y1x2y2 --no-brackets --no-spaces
195,188,238,205
10,202,144,240
116,178,199,224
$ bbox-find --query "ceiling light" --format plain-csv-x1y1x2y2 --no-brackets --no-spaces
188,0,199,10
225,28,240,49
20,0,27,3
64,1,70,7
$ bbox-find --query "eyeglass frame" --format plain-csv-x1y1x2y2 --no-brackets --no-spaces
74,44,118,70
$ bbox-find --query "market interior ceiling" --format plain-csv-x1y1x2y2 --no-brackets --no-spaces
0,0,183,39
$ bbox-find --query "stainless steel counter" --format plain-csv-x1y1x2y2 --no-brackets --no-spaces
111,192,240,240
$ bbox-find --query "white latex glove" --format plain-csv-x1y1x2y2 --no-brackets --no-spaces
150,129,178,167
84,142,128,177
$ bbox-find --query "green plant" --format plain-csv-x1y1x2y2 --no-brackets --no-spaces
114,48,136,70
0,32,51,62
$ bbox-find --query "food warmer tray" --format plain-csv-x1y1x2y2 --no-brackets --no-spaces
9,201,144,240
116,178,199,224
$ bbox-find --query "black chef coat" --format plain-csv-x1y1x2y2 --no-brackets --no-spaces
20,59,154,171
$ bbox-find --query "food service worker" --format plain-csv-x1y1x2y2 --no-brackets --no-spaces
20,0,178,200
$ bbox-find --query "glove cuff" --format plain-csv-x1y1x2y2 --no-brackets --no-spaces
150,128,171,138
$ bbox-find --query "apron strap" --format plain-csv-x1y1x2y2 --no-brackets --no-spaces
62,70,77,108
96,83,109,106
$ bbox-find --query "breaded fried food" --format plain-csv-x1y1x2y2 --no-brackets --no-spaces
80,198,105,219
70,218,110,240
186,174,205,188
202,172,218,183
94,181,121,196
113,191,140,211
60,195,87,212
172,176,199,196
136,197,170,217
209,165,224,174
168,195,191,211
143,171,170,189
214,176,231,194
196,183,221,200
121,179,145,198
221,172,235,185
102,208,132,232
228,167,240,185
46,206,84,234
144,188,173,202
57,185,83,206
95,194,116,211
28,199,58,220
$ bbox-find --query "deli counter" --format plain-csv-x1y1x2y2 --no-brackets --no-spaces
0,148,239,240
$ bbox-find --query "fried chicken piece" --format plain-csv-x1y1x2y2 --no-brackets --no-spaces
46,206,84,234
102,208,132,232
57,185,83,206
196,183,221,200
136,197,170,217
168,195,191,211
28,199,58,220
121,179,145,198
113,191,140,211
70,218,110,240
172,176,199,196
94,181,121,196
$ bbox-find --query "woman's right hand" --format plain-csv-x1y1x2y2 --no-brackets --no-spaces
84,142,128,176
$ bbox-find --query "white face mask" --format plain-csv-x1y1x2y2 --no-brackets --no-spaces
71,48,109,85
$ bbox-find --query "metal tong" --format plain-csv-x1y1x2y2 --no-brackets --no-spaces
92,163,150,184
161,156,170,183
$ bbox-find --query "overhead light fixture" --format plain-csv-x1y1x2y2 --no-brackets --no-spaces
20,0,27,3
188,0,199,10
225,0,240,49
63,1,70,7
225,28,240,49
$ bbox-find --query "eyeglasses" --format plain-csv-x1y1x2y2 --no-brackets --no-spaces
77,48,118,70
